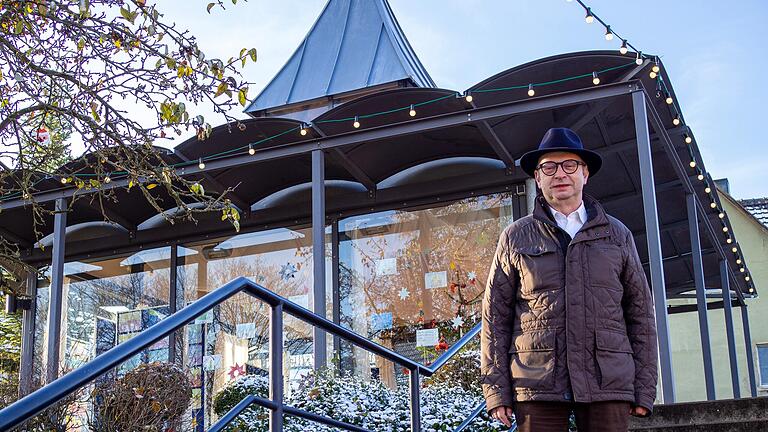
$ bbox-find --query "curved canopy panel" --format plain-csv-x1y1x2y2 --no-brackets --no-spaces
36,221,128,248
251,180,367,211
378,157,505,188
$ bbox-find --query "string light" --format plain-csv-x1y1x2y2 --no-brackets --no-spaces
689,160,696,168
718,212,725,218
652,59,660,73
745,276,750,282
665,92,673,105
705,186,712,194
104,175,111,184
673,115,681,126
528,84,535,97
736,258,742,265
198,158,205,170
726,237,732,244
732,246,738,253
722,226,729,233
604,26,614,41
585,8,594,23
685,134,693,144
710,202,717,209
463,91,474,103
353,116,360,129
300,124,308,136
60,177,68,184
649,70,657,79
740,267,745,273
592,72,600,85
248,144,255,155
697,173,704,181
409,105,417,117
619,40,628,55
636,51,643,65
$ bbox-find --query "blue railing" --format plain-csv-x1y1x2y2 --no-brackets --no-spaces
0,277,487,431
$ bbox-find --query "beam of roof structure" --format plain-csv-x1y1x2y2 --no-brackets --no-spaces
244,0,434,117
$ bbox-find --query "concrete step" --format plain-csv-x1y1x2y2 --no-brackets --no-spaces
629,397,768,431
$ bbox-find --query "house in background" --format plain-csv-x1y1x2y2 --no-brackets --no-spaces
669,180,767,401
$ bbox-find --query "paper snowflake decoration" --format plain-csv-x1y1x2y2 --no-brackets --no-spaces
228,363,246,380
467,271,477,281
451,315,464,329
398,287,410,300
279,263,298,281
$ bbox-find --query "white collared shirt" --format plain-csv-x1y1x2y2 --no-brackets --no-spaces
549,201,587,239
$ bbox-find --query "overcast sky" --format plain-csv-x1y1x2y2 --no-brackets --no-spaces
158,0,767,199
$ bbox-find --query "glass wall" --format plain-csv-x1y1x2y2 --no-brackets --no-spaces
338,192,517,389
35,248,172,382
177,226,332,429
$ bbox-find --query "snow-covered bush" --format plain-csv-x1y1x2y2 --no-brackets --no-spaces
212,363,508,432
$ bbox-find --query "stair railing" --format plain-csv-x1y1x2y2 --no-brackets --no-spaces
0,276,488,432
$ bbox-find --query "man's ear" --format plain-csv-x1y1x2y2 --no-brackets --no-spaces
534,170,541,189
582,165,589,184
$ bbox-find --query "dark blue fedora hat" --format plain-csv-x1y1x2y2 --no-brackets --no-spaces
519,127,602,177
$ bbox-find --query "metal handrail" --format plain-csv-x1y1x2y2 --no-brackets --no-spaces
0,276,486,431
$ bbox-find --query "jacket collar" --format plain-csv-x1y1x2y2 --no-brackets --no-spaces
532,194,610,242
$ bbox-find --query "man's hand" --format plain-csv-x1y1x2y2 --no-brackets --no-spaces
630,406,650,417
490,406,514,427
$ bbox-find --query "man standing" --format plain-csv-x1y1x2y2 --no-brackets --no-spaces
481,128,658,431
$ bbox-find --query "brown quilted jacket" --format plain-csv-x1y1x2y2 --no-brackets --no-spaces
481,194,658,413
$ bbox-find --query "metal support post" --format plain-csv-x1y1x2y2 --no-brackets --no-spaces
18,270,37,396
46,198,67,383
740,304,758,397
687,193,715,400
720,261,741,398
632,90,676,403
410,367,421,432
270,303,284,432
312,149,327,369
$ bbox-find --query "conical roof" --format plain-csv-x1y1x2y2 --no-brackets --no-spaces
245,0,435,116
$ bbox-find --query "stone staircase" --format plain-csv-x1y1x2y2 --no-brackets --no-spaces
628,397,768,431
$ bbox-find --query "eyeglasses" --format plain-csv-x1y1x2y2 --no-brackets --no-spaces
536,159,585,176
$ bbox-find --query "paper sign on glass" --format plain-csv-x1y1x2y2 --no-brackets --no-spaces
375,258,397,276
416,328,439,347
424,271,447,289
236,323,257,339
370,312,393,331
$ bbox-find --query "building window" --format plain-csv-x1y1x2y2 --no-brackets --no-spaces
758,343,768,387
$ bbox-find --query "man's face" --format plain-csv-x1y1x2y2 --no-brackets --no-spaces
533,151,589,204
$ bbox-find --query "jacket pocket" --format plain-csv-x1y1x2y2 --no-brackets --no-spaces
515,244,560,293
509,330,556,391
595,329,635,392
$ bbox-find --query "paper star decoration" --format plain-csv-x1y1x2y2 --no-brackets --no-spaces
452,315,464,329
228,363,246,380
279,263,298,281
398,287,410,300
467,271,477,281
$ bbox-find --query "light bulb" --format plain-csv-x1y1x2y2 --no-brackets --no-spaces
248,144,255,155
61,177,68,184
726,237,732,244
710,202,717,209
464,91,474,103
673,116,681,126
353,116,360,129
732,247,738,253
198,158,205,170
689,160,696,168
736,259,742,264
723,226,729,232
605,26,614,41
719,212,725,218
745,276,750,282
300,125,308,136
592,72,600,85
527,84,535,97
740,267,745,273
697,174,704,181
685,135,692,144
705,186,711,194
409,105,416,117
619,40,628,55
585,8,594,23
636,51,643,65
649,71,657,79
665,93,673,105
104,175,111,184
652,63,660,74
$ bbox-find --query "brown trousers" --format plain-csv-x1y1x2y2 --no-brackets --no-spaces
514,401,631,432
